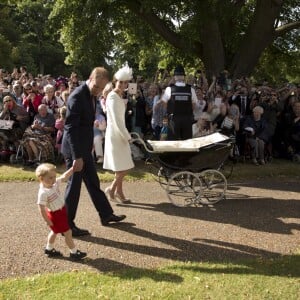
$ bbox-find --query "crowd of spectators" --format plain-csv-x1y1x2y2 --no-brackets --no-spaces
0,66,299,166
0,67,79,165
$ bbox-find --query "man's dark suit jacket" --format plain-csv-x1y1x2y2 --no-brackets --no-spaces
229,95,251,117
62,83,95,160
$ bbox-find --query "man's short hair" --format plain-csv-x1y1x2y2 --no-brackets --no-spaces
90,67,109,80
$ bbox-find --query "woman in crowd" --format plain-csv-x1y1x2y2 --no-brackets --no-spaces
42,84,65,117
55,106,67,156
21,104,55,166
192,112,213,137
193,87,207,122
103,65,134,203
0,95,29,148
212,103,240,136
22,82,43,123
11,82,23,106
243,106,269,165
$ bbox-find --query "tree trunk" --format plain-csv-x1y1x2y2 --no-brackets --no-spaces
200,18,225,79
230,0,283,78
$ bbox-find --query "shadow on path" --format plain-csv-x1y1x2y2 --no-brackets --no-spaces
76,222,300,278
118,193,300,235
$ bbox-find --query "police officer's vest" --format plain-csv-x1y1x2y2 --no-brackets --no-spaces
167,84,193,116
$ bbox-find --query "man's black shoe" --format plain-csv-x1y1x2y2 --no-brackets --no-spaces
44,248,63,258
71,226,90,237
101,214,126,226
69,250,87,261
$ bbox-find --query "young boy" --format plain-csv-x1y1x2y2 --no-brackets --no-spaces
160,116,169,141
35,163,86,260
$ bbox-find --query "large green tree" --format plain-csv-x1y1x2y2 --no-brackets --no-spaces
0,0,69,76
51,0,300,80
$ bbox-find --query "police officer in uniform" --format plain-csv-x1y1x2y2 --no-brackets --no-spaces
161,65,197,140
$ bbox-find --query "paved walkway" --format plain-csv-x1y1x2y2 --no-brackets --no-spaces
0,180,299,279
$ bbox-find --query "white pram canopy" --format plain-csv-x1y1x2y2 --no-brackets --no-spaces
147,132,230,153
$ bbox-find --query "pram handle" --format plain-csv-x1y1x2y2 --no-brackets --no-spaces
130,132,155,153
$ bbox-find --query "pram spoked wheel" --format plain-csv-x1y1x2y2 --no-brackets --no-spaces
167,171,202,207
157,167,170,190
198,169,227,204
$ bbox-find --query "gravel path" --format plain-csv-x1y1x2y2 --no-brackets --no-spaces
0,179,299,279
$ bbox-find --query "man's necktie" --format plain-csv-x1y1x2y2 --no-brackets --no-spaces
241,97,246,116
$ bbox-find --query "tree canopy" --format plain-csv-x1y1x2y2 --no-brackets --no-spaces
0,0,299,83
0,0,68,75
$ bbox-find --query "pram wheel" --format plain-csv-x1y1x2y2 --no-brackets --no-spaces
198,169,227,204
219,158,234,179
157,167,170,190
167,171,202,207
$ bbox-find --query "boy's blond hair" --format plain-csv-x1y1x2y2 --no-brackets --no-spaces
35,163,56,178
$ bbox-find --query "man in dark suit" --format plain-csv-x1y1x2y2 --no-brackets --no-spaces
229,86,251,118
62,67,126,237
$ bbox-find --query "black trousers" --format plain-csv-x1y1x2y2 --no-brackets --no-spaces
64,152,113,228
168,115,193,140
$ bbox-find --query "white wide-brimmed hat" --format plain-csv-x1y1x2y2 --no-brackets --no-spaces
114,64,133,81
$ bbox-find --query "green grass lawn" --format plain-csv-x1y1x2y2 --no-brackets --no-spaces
0,158,299,182
1,255,299,300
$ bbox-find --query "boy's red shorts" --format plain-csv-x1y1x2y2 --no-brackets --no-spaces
46,206,70,234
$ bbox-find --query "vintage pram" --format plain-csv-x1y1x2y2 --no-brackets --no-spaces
131,132,234,207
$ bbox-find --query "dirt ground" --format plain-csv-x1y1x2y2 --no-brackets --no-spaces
0,179,299,280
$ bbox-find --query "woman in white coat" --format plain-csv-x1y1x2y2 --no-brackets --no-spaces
103,65,134,203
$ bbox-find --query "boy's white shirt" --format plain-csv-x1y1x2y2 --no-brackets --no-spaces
37,177,65,212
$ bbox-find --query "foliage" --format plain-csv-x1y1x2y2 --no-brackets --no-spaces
0,159,299,182
0,0,69,76
49,0,300,81
0,1,299,82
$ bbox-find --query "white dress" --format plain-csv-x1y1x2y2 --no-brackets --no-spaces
103,91,134,172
